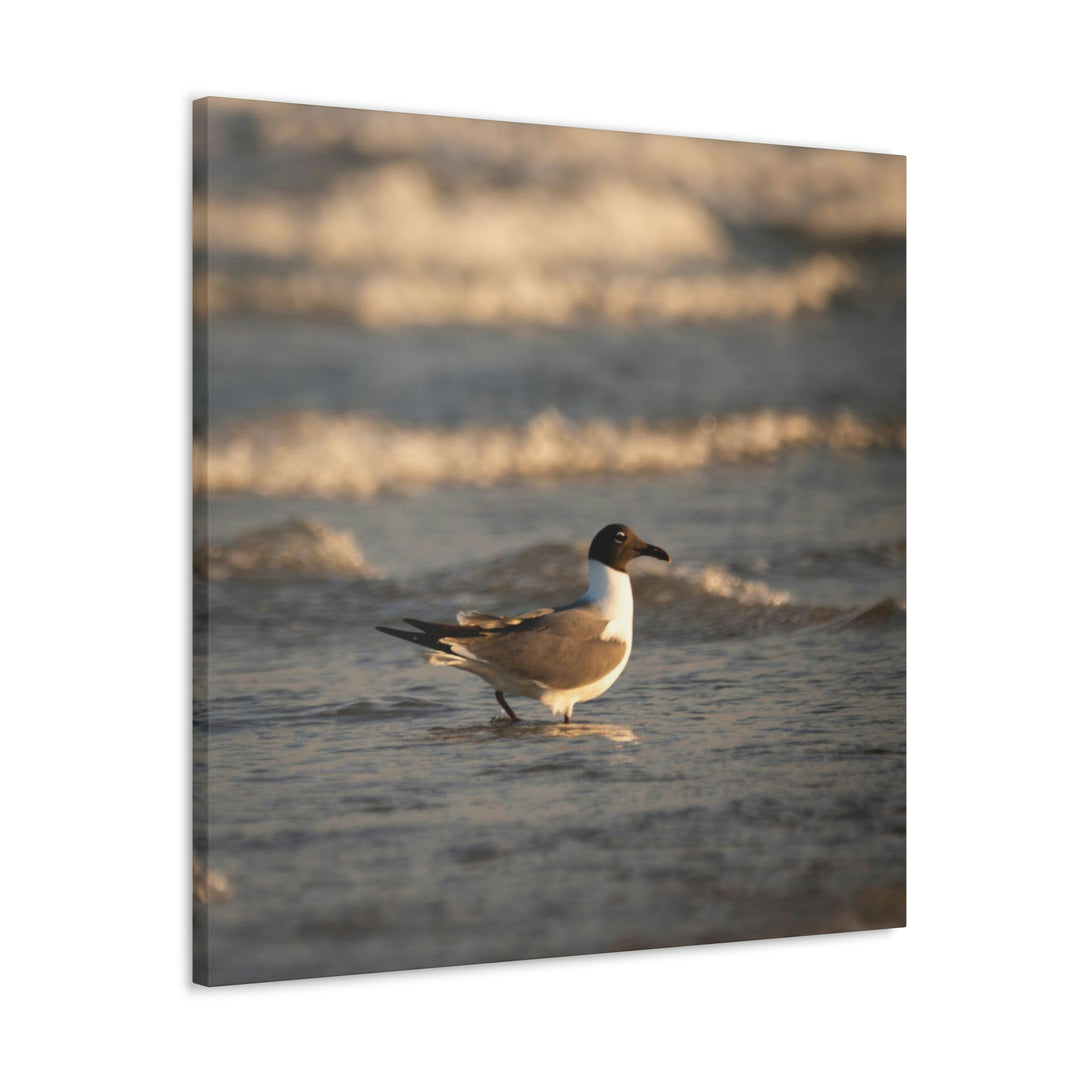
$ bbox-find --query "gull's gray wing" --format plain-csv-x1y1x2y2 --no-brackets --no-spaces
456,608,554,628
447,608,626,690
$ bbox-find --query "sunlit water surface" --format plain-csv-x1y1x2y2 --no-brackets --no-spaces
194,318,904,984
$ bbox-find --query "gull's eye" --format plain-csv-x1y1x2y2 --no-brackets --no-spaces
614,531,627,544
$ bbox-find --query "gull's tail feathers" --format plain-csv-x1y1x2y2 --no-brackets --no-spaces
375,623,454,654
375,621,488,674
376,617,487,655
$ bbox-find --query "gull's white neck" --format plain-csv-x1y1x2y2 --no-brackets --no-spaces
581,559,634,643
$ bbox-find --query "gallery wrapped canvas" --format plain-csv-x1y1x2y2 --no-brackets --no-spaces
193,98,905,986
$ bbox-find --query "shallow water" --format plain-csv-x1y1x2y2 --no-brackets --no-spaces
194,315,905,985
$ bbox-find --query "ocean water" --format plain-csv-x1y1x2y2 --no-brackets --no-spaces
193,311,905,985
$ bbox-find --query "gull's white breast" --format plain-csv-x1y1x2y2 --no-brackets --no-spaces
580,558,635,647
536,559,636,716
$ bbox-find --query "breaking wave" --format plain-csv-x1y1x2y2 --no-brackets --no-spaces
638,559,790,606
408,538,793,611
198,255,857,328
194,408,904,498
199,166,729,271
204,103,906,242
194,518,376,581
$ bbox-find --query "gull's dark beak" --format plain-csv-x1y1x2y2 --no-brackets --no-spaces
635,542,671,563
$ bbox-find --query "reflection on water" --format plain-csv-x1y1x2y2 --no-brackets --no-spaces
422,719,640,745
542,723,640,744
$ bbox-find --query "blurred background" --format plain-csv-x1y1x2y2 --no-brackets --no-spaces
195,100,903,332
193,99,904,502
194,100,905,985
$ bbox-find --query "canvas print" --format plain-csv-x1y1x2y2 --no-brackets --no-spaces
193,98,905,986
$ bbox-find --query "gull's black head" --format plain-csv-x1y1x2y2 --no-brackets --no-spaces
588,523,671,573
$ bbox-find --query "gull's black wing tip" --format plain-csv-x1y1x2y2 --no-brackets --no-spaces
376,623,456,654
375,624,421,643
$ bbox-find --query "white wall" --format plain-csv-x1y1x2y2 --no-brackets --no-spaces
5,2,1075,1076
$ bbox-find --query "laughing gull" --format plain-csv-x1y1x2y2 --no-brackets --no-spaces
376,523,670,723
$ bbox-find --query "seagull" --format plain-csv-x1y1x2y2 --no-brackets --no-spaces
376,523,670,723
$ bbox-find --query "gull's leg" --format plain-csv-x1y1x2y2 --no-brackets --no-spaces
495,691,522,722
562,706,573,724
